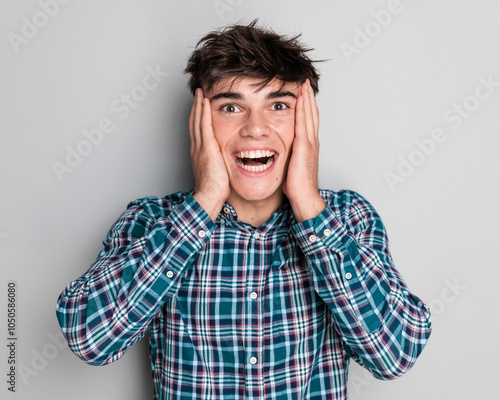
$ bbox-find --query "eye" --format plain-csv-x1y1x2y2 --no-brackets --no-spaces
270,102,288,111
220,104,241,113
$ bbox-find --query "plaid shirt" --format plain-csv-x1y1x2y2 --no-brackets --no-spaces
56,189,431,399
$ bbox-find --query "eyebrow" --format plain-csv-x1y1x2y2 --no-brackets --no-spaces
210,90,297,102
267,90,297,100
210,92,243,102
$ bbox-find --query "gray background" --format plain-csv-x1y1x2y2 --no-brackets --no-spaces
1,0,499,399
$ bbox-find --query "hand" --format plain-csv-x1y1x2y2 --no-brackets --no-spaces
283,80,326,222
189,88,230,221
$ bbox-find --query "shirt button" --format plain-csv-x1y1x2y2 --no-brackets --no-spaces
223,207,231,214
345,272,353,279
219,218,225,224
249,356,257,365
166,271,174,278
253,232,260,239
323,229,332,236
198,230,206,238
309,234,317,243
250,292,258,300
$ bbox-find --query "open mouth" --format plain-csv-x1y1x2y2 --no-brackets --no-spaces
235,150,276,172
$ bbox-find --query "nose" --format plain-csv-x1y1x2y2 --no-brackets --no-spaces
239,110,270,139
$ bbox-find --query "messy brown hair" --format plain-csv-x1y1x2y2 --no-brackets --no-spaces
185,19,321,96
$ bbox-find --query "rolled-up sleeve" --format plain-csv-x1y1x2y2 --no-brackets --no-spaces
291,190,432,379
56,194,215,365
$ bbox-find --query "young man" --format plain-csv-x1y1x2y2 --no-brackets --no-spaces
56,21,431,399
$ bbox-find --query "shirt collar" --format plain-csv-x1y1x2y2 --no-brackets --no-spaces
218,197,296,234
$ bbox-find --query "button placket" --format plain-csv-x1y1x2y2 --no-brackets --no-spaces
243,228,264,394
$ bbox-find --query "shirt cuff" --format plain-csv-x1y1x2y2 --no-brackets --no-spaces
127,195,215,319
291,206,350,255
167,194,216,247
291,206,385,332
152,194,214,270
291,206,357,287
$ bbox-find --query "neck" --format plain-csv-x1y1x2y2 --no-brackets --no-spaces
227,191,284,227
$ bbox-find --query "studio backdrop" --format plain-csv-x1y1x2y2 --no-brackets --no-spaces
1,1,499,399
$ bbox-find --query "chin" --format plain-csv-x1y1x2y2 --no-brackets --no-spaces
230,183,282,203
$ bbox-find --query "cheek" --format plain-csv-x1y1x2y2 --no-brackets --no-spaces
274,118,295,151
211,115,233,148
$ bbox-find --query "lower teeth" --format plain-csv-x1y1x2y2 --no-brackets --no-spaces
237,156,274,172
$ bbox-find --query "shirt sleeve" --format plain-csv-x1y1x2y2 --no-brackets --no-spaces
55,195,215,366
290,190,432,380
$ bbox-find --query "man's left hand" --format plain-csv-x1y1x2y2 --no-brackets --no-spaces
283,79,326,222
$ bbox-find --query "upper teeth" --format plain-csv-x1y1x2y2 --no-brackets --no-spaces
236,150,275,158
235,149,276,172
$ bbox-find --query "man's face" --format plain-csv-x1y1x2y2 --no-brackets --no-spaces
207,77,300,209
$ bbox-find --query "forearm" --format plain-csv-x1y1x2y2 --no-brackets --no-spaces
193,191,226,222
306,247,431,379
292,190,432,379
288,192,326,223
56,194,214,365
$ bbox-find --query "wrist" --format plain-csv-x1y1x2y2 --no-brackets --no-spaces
193,190,226,222
289,193,326,223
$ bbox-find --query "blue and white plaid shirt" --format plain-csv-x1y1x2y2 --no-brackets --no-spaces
56,189,431,399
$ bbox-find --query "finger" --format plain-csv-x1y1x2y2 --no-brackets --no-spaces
189,89,199,152
302,80,316,141
307,79,320,138
192,88,204,148
295,91,306,140
200,97,215,146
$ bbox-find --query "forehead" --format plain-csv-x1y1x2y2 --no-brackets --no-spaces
207,77,301,98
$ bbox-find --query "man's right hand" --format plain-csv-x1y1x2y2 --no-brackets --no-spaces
189,88,230,222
